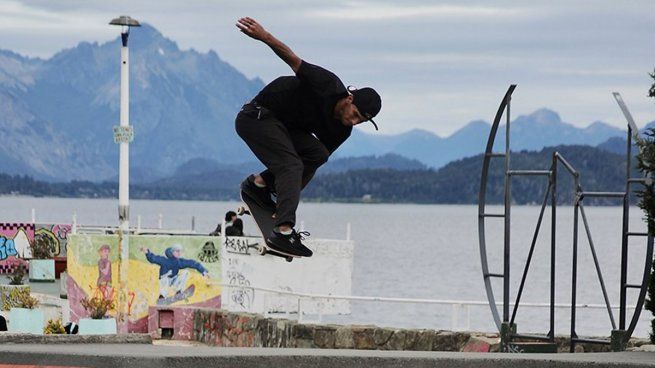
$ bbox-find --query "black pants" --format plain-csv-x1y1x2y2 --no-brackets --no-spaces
235,103,329,227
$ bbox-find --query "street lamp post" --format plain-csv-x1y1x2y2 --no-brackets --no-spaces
109,15,140,334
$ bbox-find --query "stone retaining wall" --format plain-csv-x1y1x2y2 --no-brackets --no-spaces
191,309,650,353
193,309,494,351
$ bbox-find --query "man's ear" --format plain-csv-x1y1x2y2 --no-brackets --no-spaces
346,94,354,103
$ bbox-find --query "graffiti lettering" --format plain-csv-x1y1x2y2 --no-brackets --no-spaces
225,237,252,255
0,237,18,261
227,271,253,309
506,344,525,353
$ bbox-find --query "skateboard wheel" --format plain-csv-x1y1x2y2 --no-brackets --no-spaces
237,206,248,216
286,257,293,262
257,245,266,255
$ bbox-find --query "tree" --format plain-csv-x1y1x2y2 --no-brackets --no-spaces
643,70,655,342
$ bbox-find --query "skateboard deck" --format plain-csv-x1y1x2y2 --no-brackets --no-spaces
158,284,195,305
239,187,300,262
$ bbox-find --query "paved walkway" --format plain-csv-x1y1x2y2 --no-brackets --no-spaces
0,344,654,368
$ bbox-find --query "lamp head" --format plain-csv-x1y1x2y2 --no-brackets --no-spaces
109,16,141,27
109,16,140,46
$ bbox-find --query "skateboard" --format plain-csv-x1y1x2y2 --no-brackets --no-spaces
239,184,300,263
157,284,195,305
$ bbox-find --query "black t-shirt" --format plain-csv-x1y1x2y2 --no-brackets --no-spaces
253,60,352,153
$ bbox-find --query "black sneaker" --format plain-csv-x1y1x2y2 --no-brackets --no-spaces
266,230,313,257
241,174,276,211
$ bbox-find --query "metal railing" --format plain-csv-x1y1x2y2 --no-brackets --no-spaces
218,283,643,331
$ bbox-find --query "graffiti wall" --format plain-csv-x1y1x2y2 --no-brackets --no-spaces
221,235,353,315
66,234,222,332
0,223,34,274
0,223,72,274
35,223,71,257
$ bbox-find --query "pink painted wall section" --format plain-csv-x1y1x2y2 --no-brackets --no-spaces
148,300,219,340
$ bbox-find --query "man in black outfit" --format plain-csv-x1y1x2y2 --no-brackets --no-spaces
235,17,381,256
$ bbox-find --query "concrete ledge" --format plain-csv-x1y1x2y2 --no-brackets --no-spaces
0,333,152,344
0,344,654,368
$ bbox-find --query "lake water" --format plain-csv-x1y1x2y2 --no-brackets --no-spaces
1,196,652,338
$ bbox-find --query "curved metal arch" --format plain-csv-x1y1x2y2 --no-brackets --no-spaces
627,235,654,339
613,93,655,342
478,84,516,331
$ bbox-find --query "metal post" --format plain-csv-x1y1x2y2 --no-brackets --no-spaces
110,15,140,334
31,208,36,223
549,155,557,340
503,96,511,323
619,126,632,330
116,30,131,334
346,222,352,241
570,197,580,352
191,216,196,232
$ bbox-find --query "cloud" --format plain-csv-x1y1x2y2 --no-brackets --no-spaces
308,2,528,21
0,0,654,136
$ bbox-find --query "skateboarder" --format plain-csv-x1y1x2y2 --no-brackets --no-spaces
141,244,209,303
235,17,382,257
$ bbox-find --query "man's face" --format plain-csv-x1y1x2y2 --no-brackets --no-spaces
336,95,367,127
230,215,238,222
173,249,181,258
100,248,109,258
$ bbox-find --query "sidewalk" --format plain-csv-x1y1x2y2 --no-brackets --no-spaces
0,344,654,368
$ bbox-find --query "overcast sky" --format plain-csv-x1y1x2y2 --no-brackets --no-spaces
1,0,654,136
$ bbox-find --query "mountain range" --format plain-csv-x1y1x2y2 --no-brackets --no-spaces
0,144,638,205
0,24,648,182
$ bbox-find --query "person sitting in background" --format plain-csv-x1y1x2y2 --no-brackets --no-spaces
225,218,244,236
209,211,238,236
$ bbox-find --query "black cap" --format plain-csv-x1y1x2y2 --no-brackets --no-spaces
352,87,381,130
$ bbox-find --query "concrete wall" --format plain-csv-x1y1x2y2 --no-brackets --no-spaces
221,236,353,315
67,233,354,332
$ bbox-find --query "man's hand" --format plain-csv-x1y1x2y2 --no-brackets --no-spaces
236,17,268,42
235,16,301,73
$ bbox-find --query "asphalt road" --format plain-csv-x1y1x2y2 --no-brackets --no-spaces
0,344,654,368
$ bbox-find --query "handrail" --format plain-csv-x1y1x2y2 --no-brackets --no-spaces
218,283,638,310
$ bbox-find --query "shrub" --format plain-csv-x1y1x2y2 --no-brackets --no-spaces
8,267,25,286
80,296,115,319
44,318,66,334
16,293,39,309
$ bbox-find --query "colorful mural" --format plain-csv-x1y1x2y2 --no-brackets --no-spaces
0,223,72,274
66,234,222,332
0,223,34,274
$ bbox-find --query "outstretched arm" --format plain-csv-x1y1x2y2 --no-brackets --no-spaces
236,17,302,73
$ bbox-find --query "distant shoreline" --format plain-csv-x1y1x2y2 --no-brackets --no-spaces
0,193,635,207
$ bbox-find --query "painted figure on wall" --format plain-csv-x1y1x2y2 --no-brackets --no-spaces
97,244,113,299
141,244,210,305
